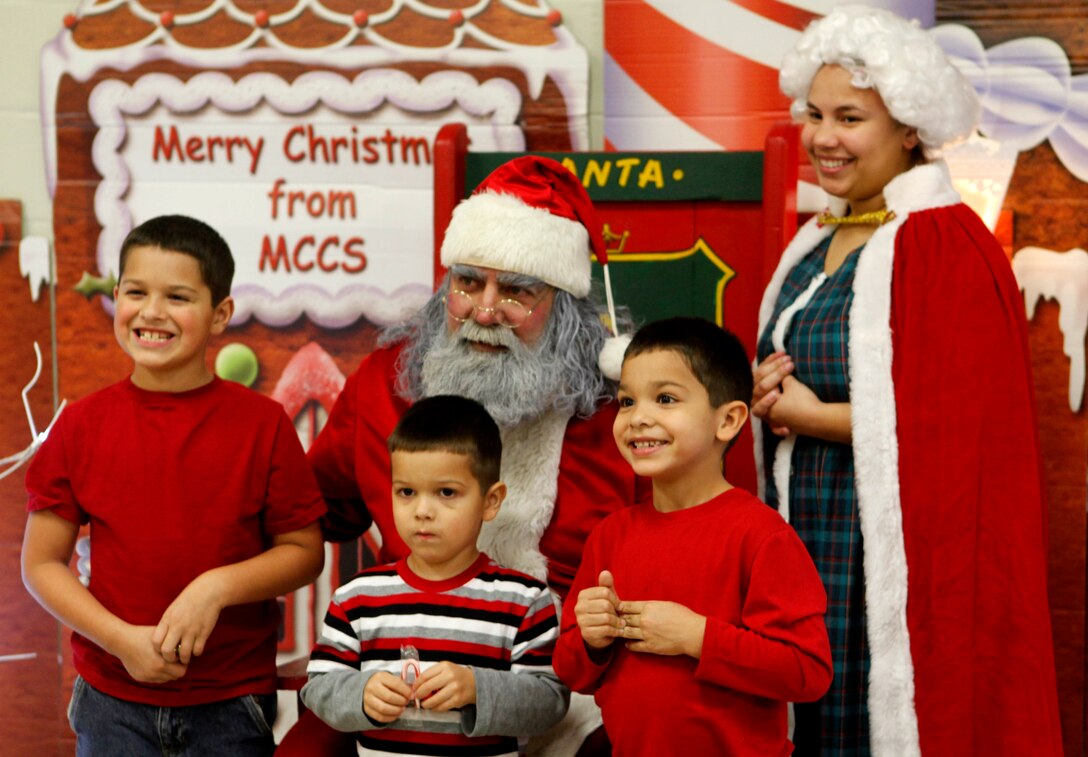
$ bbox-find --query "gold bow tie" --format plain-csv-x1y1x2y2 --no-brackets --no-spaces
816,208,896,227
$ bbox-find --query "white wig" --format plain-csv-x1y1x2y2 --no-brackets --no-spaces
779,4,979,154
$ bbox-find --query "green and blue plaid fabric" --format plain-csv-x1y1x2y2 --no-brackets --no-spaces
758,236,871,756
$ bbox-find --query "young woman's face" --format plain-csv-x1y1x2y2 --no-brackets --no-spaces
801,64,920,215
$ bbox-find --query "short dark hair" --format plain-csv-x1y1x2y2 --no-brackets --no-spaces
388,395,502,490
624,317,754,409
118,215,235,305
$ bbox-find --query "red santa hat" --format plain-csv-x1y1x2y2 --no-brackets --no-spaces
440,155,630,377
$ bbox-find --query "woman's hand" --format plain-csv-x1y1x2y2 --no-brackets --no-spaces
752,352,794,436
768,375,853,444
765,375,819,436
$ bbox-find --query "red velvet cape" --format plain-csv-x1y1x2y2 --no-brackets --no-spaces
757,162,1061,755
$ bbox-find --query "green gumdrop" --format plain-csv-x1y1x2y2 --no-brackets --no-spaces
215,343,259,387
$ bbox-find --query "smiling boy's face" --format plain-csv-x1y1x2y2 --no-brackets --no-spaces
613,348,748,511
391,449,505,581
613,349,728,484
113,245,233,393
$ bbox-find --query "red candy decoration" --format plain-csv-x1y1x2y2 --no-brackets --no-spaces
547,9,562,26
63,13,78,30
254,10,270,28
353,9,368,27
160,11,174,28
448,10,464,27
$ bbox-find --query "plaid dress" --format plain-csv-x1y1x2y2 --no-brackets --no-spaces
756,235,870,756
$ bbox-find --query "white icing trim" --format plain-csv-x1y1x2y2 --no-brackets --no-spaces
41,6,590,186
1013,246,1088,412
56,0,580,66
265,1,309,26
80,0,126,17
40,40,63,199
309,2,359,25
499,0,552,17
231,283,432,329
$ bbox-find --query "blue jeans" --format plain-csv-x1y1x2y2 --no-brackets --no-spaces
68,676,276,757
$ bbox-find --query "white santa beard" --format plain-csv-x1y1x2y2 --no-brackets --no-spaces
420,320,565,428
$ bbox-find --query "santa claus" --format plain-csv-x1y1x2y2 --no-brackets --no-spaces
280,156,643,756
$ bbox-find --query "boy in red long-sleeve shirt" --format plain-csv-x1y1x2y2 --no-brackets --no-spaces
553,317,832,756
22,215,325,756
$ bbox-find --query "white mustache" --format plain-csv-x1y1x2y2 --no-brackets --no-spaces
456,320,521,349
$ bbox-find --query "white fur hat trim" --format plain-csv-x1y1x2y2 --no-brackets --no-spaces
441,192,592,298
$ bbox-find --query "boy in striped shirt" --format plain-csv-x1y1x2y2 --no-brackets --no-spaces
303,395,569,756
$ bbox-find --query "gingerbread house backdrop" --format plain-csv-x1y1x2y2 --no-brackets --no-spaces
2,0,1088,753
42,0,590,392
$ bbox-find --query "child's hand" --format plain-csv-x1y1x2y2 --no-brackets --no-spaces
116,624,188,683
574,570,624,649
152,571,225,665
364,671,413,723
414,661,476,711
618,600,706,658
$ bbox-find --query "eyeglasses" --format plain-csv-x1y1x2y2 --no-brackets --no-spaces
443,289,545,329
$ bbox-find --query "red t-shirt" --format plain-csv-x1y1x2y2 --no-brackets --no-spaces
26,377,325,706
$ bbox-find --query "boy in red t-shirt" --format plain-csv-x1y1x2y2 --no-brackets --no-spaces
553,317,832,756
22,215,326,756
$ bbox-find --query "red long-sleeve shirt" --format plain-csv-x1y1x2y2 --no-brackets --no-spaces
554,487,831,757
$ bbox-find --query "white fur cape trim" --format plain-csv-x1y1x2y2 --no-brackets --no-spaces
476,410,571,582
755,162,961,756
441,192,592,297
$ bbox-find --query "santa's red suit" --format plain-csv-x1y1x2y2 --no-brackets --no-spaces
757,161,1062,756
308,341,643,599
